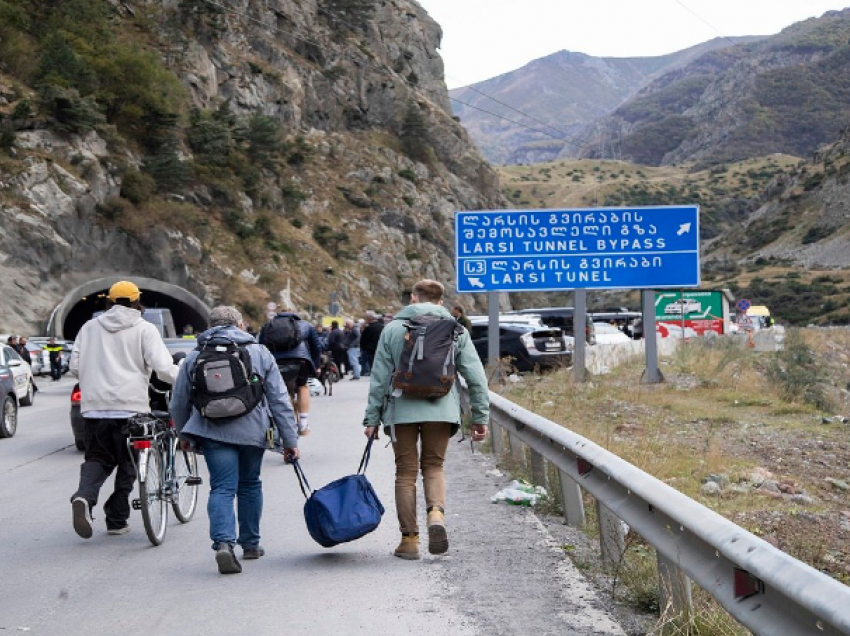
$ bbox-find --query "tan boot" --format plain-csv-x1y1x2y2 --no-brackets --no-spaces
393,533,420,560
427,506,448,555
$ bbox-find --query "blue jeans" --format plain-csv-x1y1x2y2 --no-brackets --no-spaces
201,439,265,549
347,347,361,379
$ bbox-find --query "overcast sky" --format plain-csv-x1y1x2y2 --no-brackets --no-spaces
416,1,850,88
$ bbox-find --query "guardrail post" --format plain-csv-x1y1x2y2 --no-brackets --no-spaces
657,552,693,622
597,501,626,566
489,411,504,456
530,449,547,489
508,430,525,466
559,470,585,528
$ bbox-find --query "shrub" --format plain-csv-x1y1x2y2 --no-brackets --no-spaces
398,168,417,182
120,169,156,204
399,102,431,164
38,83,104,133
766,330,831,410
187,109,233,166
245,113,281,167
312,224,350,257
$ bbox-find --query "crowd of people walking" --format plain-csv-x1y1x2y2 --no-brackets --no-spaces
66,278,487,575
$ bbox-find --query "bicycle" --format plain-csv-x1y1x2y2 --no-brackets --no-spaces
124,411,202,546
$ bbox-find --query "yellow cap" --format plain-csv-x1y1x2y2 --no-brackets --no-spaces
107,281,141,302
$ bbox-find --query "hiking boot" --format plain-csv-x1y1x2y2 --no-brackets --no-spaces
107,525,130,536
71,497,93,539
242,546,266,560
215,543,242,574
393,533,420,560
427,506,448,555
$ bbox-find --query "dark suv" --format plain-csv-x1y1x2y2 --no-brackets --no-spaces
469,322,572,372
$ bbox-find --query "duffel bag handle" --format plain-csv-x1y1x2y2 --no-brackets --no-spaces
357,432,377,475
291,460,312,499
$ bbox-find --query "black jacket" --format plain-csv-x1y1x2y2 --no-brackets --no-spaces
326,327,345,353
360,322,384,354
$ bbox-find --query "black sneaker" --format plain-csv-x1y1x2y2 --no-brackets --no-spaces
215,543,242,574
243,545,266,560
71,497,93,539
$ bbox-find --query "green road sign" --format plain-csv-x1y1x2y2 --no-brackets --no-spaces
655,290,724,336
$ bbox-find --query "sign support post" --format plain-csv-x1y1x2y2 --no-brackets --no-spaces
573,290,587,382
487,291,500,383
642,290,664,384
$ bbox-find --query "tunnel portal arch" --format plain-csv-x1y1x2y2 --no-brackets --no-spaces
50,277,211,340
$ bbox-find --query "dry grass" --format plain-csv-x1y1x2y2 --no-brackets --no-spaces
492,331,850,634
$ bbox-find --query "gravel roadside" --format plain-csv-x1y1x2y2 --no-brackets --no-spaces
426,442,628,636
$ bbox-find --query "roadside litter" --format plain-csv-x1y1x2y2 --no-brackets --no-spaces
491,480,547,506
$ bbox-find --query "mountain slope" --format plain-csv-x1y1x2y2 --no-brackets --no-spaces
0,0,503,333
579,8,850,167
449,37,761,165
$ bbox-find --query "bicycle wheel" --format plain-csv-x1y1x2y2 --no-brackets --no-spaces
172,449,198,523
139,450,168,545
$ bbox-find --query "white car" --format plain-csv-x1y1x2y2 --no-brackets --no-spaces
0,344,35,406
664,299,702,315
592,323,631,345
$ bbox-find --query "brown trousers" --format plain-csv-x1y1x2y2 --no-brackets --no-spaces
392,422,452,535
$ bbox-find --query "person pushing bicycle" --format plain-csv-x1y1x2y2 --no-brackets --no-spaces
69,280,179,539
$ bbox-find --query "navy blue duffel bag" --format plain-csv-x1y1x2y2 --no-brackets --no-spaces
292,436,384,548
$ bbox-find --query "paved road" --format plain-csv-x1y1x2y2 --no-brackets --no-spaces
0,376,624,635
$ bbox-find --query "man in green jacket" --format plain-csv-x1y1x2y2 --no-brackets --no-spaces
363,279,490,560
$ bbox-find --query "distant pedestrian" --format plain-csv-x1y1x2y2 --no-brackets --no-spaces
258,308,323,436
451,305,472,332
327,320,346,376
343,318,361,380
362,279,490,560
170,306,299,574
45,338,63,381
14,336,32,366
360,311,384,377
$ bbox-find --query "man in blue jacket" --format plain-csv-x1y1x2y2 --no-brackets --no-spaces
171,306,299,574
258,309,323,436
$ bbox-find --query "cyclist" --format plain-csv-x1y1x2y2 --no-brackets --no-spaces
170,306,299,574
69,280,178,539
258,308,322,436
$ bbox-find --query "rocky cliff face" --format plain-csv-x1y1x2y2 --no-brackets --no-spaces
0,0,504,334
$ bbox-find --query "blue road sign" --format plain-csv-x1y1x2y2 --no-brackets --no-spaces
736,298,751,313
455,206,700,293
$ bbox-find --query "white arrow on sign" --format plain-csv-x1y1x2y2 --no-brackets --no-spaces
655,292,677,307
677,223,692,236
468,277,485,289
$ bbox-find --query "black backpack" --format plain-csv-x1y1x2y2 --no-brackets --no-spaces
392,315,464,399
263,315,304,352
190,341,264,420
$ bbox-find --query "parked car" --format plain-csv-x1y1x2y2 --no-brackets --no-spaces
0,344,35,406
469,319,573,371
592,322,632,345
70,338,196,451
1,358,19,438
24,341,45,375
506,307,597,345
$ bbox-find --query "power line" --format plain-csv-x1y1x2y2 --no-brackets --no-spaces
671,0,742,49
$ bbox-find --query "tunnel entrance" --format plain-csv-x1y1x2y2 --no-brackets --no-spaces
51,277,211,340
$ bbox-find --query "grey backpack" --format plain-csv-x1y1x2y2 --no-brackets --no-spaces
392,316,464,399
190,342,264,420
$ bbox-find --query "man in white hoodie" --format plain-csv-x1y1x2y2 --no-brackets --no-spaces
69,280,178,539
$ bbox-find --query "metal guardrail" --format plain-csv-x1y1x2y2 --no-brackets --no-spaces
467,387,850,636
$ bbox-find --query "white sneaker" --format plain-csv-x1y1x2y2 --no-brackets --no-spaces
72,497,93,539
107,525,130,535
298,426,311,437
